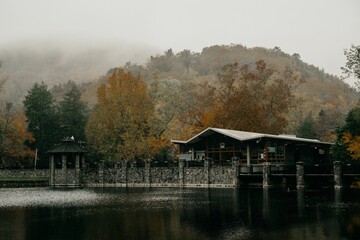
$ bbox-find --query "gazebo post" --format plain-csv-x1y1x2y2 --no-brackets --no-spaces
62,153,67,185
47,137,87,188
49,154,55,187
75,154,80,185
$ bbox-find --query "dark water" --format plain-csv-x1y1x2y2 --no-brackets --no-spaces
0,187,359,240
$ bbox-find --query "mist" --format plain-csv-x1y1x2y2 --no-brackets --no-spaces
0,40,161,105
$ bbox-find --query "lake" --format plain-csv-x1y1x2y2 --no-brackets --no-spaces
0,187,359,240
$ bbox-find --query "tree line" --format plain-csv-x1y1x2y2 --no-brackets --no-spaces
0,44,359,168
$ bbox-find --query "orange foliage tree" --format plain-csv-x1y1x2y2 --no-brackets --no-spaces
343,132,360,160
183,60,301,134
0,103,35,167
86,68,165,163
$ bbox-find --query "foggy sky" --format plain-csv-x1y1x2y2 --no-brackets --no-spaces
1,0,360,78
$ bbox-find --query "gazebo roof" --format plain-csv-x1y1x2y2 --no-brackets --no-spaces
47,137,87,153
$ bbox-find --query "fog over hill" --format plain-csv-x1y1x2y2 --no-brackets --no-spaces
0,41,160,105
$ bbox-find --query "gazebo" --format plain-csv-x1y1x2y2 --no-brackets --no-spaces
48,137,87,187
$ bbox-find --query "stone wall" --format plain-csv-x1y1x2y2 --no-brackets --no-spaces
0,169,49,187
84,160,238,188
0,169,48,178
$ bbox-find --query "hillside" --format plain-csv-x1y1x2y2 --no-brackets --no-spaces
1,43,358,140
85,44,359,140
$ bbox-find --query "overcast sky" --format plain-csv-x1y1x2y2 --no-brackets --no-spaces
1,0,359,78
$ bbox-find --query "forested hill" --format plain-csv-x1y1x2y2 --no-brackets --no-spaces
1,44,358,140
84,44,359,140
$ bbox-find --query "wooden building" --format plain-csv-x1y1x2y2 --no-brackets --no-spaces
172,127,332,168
48,137,87,187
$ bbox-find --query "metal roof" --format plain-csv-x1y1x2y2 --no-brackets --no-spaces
47,138,87,153
171,127,333,145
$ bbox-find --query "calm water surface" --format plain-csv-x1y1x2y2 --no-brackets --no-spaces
0,187,359,240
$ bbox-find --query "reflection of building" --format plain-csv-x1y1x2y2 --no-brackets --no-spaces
172,128,332,167
48,137,87,187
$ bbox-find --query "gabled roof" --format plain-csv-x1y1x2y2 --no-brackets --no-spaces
47,138,87,153
171,127,333,145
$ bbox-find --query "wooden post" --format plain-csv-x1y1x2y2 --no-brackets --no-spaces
333,161,342,189
296,162,305,189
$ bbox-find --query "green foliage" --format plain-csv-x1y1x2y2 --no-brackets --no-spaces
333,104,360,161
57,82,88,141
23,82,59,163
297,114,317,139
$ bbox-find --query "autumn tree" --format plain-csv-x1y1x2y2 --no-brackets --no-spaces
0,63,34,168
186,60,301,134
333,104,360,161
86,68,160,163
23,82,59,165
0,103,35,167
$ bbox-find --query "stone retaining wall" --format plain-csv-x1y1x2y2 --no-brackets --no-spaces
0,169,49,178
84,159,239,188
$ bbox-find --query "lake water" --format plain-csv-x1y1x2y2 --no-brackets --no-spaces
0,187,359,240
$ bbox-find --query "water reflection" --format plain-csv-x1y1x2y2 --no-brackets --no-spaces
0,187,360,239
297,188,305,217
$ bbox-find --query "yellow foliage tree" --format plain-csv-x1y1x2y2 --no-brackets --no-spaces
0,104,35,167
86,68,164,162
343,132,360,160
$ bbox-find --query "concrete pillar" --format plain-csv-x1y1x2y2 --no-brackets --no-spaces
334,161,342,189
62,154,67,185
232,157,239,187
81,156,85,170
296,162,305,189
75,154,80,185
145,159,151,186
81,155,85,186
246,145,251,167
262,162,271,188
204,158,210,186
49,155,55,186
122,160,128,187
179,159,185,187
98,160,104,185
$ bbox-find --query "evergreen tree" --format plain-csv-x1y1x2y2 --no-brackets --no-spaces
333,104,360,162
58,82,88,142
297,114,317,139
23,82,59,165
